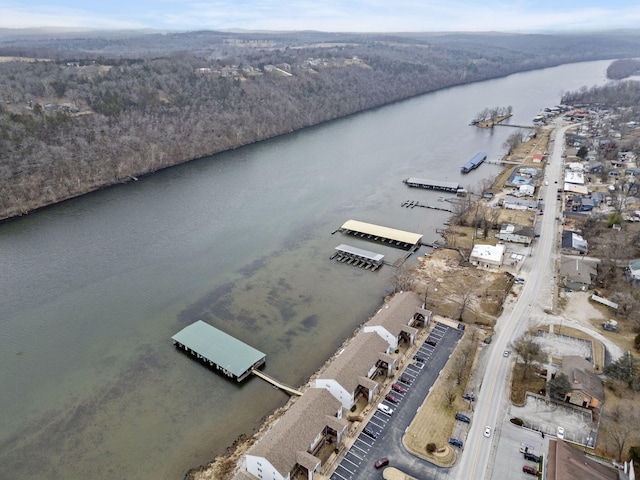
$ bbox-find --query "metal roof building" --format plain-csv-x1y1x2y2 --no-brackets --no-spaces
403,177,461,192
172,320,266,382
339,219,423,248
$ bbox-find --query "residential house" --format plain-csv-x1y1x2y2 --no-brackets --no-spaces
244,388,348,480
518,184,535,197
502,197,538,211
580,197,594,212
559,256,597,291
496,224,534,245
586,161,604,174
315,332,394,410
590,192,605,206
561,231,588,255
363,291,430,350
560,356,604,411
469,244,505,270
626,258,640,283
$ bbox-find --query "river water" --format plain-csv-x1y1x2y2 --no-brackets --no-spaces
0,60,611,479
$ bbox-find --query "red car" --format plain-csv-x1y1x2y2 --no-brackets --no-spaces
523,465,539,475
391,383,406,393
374,457,389,469
385,393,399,404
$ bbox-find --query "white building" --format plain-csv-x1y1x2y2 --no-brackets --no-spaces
244,388,348,480
470,244,505,270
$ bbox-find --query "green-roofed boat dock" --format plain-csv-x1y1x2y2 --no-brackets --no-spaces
172,320,266,382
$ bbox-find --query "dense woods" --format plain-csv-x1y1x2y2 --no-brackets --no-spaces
2,29,640,220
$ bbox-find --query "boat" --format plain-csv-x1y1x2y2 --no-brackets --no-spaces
461,152,487,173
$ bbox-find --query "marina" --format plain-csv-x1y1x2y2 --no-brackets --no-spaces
400,200,453,212
461,151,487,173
330,244,385,271
172,320,266,382
403,177,463,193
336,219,423,249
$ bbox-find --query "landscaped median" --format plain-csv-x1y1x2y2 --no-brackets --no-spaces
402,324,479,467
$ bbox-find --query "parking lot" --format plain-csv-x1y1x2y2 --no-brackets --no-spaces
510,394,596,447
490,422,548,480
329,323,460,480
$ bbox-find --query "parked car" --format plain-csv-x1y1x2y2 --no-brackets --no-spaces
557,426,565,439
363,427,378,439
455,413,471,423
523,465,539,475
377,404,393,416
503,350,510,357
484,426,492,437
399,375,412,384
426,339,437,346
374,457,389,469
462,392,475,401
413,355,426,363
385,393,399,404
449,438,463,448
524,452,540,463
391,383,406,393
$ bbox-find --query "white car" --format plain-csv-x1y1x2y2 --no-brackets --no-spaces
484,426,492,437
503,350,510,357
557,426,565,439
377,404,393,416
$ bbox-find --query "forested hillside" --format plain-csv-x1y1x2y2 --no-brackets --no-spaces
1,29,640,220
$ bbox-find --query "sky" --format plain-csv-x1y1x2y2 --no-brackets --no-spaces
1,0,640,33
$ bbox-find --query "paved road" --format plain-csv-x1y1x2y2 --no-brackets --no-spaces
454,119,571,479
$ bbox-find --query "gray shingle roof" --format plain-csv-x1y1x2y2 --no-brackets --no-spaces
317,332,389,392
365,291,422,336
248,388,346,475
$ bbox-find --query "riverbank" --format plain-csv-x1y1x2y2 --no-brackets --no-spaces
186,120,554,479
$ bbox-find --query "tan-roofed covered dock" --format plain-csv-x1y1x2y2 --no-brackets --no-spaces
338,220,423,248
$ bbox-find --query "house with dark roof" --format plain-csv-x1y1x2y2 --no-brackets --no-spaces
496,223,534,244
561,231,588,255
560,256,597,291
244,388,348,480
560,356,604,411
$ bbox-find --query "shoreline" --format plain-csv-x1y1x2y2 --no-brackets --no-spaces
187,122,553,479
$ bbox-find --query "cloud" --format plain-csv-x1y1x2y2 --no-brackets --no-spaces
2,0,640,32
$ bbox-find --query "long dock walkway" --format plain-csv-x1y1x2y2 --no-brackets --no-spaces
251,368,303,396
401,200,452,212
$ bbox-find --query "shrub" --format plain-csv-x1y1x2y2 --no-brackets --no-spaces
511,417,524,426
426,443,437,453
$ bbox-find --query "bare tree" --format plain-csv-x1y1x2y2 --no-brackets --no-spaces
601,405,639,462
512,333,545,380
458,290,475,321
391,265,415,293
443,383,457,409
503,131,524,155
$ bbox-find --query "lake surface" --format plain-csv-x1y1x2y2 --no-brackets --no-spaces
0,60,611,479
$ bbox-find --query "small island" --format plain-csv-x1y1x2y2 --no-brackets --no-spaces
470,105,513,128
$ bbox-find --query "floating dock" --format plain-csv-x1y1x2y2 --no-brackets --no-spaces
401,200,453,212
172,320,266,382
330,244,384,270
403,177,462,193
461,152,487,173
337,219,423,249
